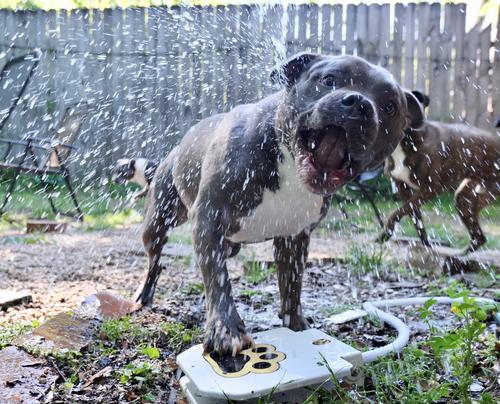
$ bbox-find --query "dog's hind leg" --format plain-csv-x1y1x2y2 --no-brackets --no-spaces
133,161,187,306
455,179,497,254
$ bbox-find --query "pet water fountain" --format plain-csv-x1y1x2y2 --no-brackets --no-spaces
177,296,496,403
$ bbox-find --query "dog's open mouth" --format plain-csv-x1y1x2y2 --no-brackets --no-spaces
297,125,352,192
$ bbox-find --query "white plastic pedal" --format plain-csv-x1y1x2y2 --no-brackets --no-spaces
177,327,362,403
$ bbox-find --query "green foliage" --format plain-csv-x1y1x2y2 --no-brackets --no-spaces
302,283,497,403
424,283,498,403
181,282,204,295
0,321,39,349
100,316,150,343
138,345,160,359
0,234,50,245
239,289,263,298
366,347,451,403
161,322,201,352
243,261,276,284
82,209,142,231
173,254,192,267
168,232,192,245
345,243,385,277
62,373,79,391
119,360,160,388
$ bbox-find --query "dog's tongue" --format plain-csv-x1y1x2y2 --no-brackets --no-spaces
314,127,347,170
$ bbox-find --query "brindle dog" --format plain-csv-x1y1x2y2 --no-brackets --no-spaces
380,91,500,253
135,53,424,355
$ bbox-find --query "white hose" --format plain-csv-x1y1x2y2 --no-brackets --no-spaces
361,296,497,363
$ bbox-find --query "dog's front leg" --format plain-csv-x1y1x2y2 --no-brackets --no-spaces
193,211,253,355
273,231,310,331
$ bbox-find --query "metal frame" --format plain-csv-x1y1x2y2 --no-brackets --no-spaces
0,50,85,220
334,165,385,230
0,49,42,133
0,136,84,221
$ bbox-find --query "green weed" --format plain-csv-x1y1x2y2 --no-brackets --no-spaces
0,321,39,349
239,289,263,298
243,261,276,284
161,322,201,352
424,284,498,403
138,345,160,359
346,243,385,277
181,282,204,295
118,360,160,389
0,234,50,245
82,209,142,231
99,316,150,343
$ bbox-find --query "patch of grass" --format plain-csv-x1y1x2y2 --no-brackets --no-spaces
0,175,142,231
322,190,500,249
243,261,276,284
173,254,192,267
82,209,142,231
161,322,202,352
345,243,385,278
99,316,150,344
181,282,204,295
0,234,51,245
364,346,451,403
0,212,25,232
239,289,263,298
323,303,356,317
168,232,192,245
306,284,498,403
0,321,39,349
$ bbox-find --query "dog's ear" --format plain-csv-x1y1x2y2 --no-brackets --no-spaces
405,90,425,129
129,159,135,169
411,90,430,108
270,53,319,87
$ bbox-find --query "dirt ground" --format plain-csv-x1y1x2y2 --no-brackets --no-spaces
1,216,497,325
1,216,499,402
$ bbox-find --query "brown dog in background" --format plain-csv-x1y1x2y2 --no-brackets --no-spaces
379,91,500,253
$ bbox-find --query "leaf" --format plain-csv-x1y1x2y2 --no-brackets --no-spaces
139,346,160,359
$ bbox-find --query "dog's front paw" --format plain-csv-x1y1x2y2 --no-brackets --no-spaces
375,230,391,244
204,314,254,356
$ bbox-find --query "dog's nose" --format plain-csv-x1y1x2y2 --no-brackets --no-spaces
341,93,372,117
341,93,362,107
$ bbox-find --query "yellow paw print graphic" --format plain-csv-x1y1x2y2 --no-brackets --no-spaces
204,344,286,378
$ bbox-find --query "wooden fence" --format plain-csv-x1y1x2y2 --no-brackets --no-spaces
0,2,498,181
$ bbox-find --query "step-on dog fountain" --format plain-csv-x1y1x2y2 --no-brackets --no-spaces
177,296,496,403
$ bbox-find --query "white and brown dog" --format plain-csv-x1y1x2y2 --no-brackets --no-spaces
380,91,500,253
112,158,158,202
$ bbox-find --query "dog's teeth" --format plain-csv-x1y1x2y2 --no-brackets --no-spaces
308,140,316,150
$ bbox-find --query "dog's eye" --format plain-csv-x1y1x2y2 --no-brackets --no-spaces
319,75,336,87
383,101,396,115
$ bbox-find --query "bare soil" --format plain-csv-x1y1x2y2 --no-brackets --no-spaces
1,221,498,402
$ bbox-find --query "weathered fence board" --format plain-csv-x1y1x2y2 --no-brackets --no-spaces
0,2,497,182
